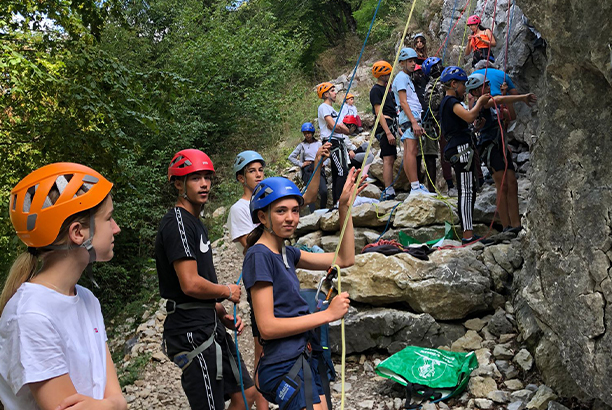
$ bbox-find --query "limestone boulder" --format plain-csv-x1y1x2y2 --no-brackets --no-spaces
319,228,372,255
320,201,401,231
295,212,321,236
369,155,409,190
295,230,323,249
328,306,465,355
392,196,458,228
359,183,382,200
341,250,501,320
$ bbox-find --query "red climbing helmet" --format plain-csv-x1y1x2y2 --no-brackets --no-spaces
342,115,359,126
467,15,481,25
168,149,215,181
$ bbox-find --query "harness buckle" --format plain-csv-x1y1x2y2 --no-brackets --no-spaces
166,300,176,315
173,351,191,369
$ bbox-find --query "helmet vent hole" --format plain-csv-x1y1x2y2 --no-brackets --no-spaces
23,186,37,212
12,194,17,211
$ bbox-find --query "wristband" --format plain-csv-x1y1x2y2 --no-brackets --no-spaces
226,284,233,300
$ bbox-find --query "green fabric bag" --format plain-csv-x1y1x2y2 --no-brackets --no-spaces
376,346,478,409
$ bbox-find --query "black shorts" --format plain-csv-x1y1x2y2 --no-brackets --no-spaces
164,326,254,410
479,141,515,173
376,118,398,158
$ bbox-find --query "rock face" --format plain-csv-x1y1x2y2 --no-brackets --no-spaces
511,0,612,405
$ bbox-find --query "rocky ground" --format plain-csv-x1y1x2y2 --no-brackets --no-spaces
110,216,580,410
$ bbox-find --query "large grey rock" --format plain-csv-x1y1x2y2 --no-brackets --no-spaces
473,179,530,224
393,196,458,228
341,250,500,320
526,385,558,410
369,155,409,190
295,212,321,235
488,308,514,336
328,306,465,354
319,228,371,254
319,201,400,231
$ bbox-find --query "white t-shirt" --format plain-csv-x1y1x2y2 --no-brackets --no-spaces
0,283,107,410
318,103,341,140
227,198,258,253
339,104,358,123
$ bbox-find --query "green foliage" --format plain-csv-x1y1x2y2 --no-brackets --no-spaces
353,0,408,44
118,353,152,387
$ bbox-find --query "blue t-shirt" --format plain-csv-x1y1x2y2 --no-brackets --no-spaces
473,69,515,96
242,244,314,363
392,71,422,125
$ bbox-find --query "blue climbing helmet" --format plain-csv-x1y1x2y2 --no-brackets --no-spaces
233,151,265,181
422,57,442,77
250,177,304,223
398,47,418,61
465,73,490,92
440,66,468,83
301,122,315,133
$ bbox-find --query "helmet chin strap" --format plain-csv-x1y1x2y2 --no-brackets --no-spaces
264,209,290,269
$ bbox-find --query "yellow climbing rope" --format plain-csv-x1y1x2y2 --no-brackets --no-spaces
329,1,418,409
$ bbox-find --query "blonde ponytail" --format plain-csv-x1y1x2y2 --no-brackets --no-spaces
0,252,38,316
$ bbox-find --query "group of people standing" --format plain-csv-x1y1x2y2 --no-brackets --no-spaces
0,16,537,410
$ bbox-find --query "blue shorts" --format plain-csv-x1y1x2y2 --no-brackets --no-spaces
399,115,421,142
258,354,325,410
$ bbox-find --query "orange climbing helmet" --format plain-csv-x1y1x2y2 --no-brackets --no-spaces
345,93,355,100
9,163,113,248
168,149,215,181
316,82,334,99
372,61,393,78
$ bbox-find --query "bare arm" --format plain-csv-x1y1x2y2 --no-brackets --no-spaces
325,115,351,135
30,346,127,410
374,104,396,146
487,93,537,108
485,29,496,47
174,259,241,303
302,142,331,205
288,144,303,167
250,283,349,340
452,94,491,122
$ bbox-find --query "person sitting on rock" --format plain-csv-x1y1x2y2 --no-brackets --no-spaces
392,47,435,198
423,57,457,197
0,163,126,410
155,149,258,410
369,60,399,200
439,66,491,244
339,93,362,130
288,124,332,212
317,82,353,207
242,172,363,410
413,32,428,64
465,73,537,234
465,15,497,67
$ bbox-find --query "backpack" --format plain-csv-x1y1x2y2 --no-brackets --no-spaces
376,346,478,409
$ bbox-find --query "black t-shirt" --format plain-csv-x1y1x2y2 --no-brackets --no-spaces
476,106,500,145
439,95,472,152
155,206,219,335
411,71,428,108
369,83,397,134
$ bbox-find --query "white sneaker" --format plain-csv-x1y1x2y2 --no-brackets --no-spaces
447,187,458,197
408,184,437,197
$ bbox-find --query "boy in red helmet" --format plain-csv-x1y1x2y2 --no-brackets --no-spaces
155,149,257,410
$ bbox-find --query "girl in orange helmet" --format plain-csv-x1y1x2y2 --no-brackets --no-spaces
0,163,125,410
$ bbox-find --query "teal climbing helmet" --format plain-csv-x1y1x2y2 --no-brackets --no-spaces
398,47,418,61
250,177,304,223
233,151,265,180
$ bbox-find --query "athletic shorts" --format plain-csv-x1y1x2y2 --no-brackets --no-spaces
480,141,515,173
400,116,421,142
376,118,398,158
258,354,325,410
164,327,254,410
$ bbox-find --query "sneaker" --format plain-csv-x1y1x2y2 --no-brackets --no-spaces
462,235,493,245
503,225,524,234
381,193,396,201
447,187,458,197
408,184,437,197
366,177,377,184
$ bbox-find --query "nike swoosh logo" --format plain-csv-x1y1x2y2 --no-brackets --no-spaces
200,236,210,253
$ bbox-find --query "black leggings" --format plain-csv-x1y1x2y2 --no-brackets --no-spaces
330,139,348,205
445,143,477,232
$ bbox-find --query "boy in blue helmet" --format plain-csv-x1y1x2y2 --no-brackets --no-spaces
392,47,435,198
438,67,491,244
288,123,330,212
465,73,536,234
